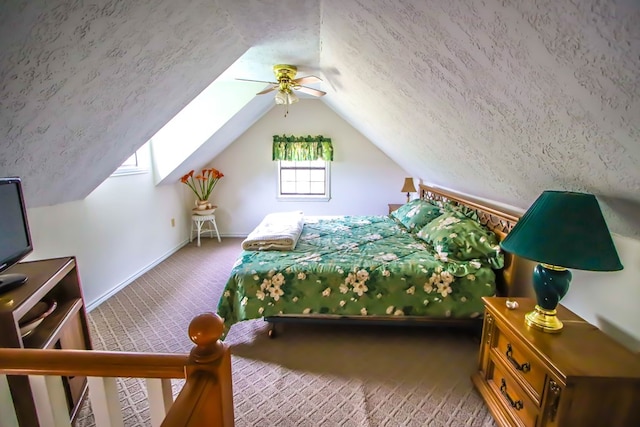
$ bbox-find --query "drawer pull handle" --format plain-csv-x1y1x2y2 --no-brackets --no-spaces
506,344,531,373
548,380,561,422
500,379,524,411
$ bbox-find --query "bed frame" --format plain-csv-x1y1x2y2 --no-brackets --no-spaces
264,183,526,337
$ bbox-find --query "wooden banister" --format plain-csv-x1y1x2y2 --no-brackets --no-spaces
160,371,223,426
0,312,234,427
162,312,234,427
0,349,188,378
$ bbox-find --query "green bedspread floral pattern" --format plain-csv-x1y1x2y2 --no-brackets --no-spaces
217,215,501,334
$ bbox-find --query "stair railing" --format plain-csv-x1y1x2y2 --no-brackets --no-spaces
0,312,233,427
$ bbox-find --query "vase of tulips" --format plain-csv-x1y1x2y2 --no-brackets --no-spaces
180,168,224,214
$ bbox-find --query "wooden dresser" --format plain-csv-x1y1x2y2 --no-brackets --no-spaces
472,297,640,427
0,257,92,426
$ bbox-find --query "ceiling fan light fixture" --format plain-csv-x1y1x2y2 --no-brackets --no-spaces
286,90,299,104
274,90,288,105
237,64,323,115
274,89,298,105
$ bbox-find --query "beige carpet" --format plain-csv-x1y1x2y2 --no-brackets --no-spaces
76,237,496,427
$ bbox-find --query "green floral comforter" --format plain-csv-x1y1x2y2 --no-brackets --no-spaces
217,215,499,334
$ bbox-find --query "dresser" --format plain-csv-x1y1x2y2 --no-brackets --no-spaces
0,257,92,426
472,297,640,427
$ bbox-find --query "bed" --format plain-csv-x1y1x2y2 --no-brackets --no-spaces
217,184,521,337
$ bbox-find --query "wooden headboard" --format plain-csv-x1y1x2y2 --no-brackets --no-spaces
418,184,533,299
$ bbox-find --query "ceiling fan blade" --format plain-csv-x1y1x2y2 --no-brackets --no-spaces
295,86,326,97
292,75,322,85
256,86,278,95
236,78,278,85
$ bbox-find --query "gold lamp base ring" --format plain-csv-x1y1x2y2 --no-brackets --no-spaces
525,305,564,333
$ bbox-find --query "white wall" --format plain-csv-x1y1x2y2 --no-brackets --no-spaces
24,144,190,309
564,234,640,352
202,100,410,235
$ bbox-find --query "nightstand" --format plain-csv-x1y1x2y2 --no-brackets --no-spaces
388,203,403,214
472,297,640,427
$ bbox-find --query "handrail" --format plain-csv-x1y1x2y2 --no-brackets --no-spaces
160,371,223,426
162,312,234,427
0,312,233,427
0,348,187,378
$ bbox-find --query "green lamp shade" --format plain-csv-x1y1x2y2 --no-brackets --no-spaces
500,191,622,332
500,191,623,272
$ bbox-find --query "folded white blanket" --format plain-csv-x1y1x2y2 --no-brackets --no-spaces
242,211,304,251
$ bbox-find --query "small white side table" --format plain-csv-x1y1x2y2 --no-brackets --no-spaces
190,214,221,246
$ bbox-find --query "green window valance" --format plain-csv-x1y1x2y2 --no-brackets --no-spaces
272,135,333,161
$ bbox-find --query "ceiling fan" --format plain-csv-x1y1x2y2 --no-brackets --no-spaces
237,64,326,105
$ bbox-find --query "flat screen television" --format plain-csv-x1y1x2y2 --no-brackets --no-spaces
0,177,33,291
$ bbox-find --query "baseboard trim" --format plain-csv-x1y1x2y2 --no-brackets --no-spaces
86,239,189,312
222,233,249,238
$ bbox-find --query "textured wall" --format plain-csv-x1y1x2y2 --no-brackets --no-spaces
0,0,248,206
321,0,640,236
0,0,321,208
1,0,639,238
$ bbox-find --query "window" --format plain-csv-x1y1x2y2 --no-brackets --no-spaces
278,159,330,200
272,134,333,201
111,148,148,177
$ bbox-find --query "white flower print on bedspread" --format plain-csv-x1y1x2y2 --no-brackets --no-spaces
256,272,286,302
424,267,454,298
338,268,371,297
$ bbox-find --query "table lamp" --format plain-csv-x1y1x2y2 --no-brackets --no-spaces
401,178,417,203
499,191,623,333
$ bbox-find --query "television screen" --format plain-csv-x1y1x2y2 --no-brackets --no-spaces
0,177,32,288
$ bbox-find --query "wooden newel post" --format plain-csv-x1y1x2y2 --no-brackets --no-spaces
187,312,226,367
186,312,234,426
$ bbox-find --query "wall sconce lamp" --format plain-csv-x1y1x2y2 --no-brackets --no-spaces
401,178,417,203
500,191,623,333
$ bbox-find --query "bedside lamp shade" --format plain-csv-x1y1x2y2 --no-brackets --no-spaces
401,178,417,203
500,191,622,332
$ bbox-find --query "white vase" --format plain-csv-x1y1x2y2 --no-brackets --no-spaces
194,199,212,211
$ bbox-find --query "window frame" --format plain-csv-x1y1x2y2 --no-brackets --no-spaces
276,159,331,201
111,151,148,177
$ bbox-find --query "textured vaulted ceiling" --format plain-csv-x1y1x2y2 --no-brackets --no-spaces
1,0,639,237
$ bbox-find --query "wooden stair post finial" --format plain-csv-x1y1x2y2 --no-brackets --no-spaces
165,312,234,427
187,312,226,371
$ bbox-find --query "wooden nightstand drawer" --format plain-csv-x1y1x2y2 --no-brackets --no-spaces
489,359,539,427
494,328,546,402
473,297,640,427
